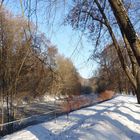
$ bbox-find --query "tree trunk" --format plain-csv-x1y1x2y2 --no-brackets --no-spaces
95,0,137,90
135,70,140,104
1,91,4,131
108,0,140,66
6,95,10,123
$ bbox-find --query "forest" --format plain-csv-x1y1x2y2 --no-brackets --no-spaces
0,0,140,139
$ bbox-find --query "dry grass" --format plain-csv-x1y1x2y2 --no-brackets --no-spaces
61,97,91,112
61,91,115,113
98,90,114,101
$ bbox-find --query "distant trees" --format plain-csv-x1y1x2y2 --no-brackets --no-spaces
53,55,81,97
94,43,134,94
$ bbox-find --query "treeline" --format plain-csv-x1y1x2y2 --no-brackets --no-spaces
91,42,135,95
0,8,80,128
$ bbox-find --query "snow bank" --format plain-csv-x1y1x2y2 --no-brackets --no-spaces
2,95,140,140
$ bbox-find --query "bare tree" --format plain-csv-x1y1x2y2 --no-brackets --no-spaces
66,0,140,103
108,0,140,66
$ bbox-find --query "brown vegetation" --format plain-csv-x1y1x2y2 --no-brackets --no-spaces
98,90,114,101
0,8,81,132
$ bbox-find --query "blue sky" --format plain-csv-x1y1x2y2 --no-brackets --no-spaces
5,0,98,78
39,20,98,78
4,0,140,78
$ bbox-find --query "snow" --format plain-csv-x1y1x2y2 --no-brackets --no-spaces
2,95,140,140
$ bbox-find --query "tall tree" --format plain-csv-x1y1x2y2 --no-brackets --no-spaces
108,0,140,103
66,0,140,103
108,0,140,66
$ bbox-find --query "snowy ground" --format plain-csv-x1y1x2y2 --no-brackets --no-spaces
2,95,140,140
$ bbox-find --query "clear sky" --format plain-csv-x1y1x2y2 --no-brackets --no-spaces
49,25,98,78
5,0,98,78
38,18,98,78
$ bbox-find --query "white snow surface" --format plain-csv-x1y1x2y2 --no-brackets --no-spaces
2,95,140,140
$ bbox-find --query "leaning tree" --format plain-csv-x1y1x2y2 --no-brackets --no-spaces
66,0,140,103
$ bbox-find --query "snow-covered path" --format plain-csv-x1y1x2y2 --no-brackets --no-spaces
2,95,140,140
